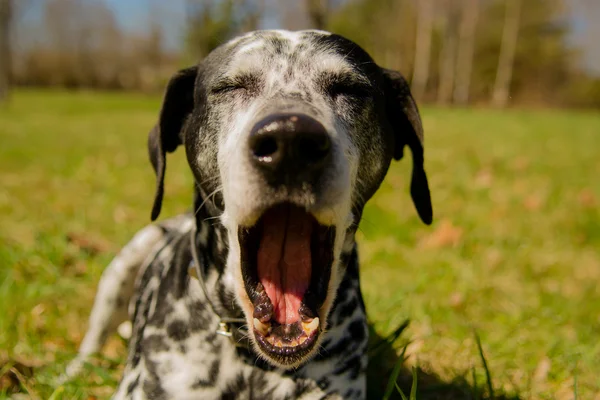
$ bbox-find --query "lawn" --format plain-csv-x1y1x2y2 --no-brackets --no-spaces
1,90,599,399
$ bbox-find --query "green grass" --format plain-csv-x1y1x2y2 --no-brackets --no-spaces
1,90,599,399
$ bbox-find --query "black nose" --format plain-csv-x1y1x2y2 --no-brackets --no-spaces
249,114,332,186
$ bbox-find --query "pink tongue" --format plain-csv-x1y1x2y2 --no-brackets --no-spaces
257,205,312,325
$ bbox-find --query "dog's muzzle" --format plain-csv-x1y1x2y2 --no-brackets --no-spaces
234,113,339,365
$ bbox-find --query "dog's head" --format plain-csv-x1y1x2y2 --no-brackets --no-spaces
148,30,432,368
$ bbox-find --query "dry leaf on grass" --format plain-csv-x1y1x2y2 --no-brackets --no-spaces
533,356,551,384
448,292,465,309
523,194,544,211
578,188,597,209
474,168,494,188
0,359,35,395
66,232,113,255
418,219,464,249
510,156,530,172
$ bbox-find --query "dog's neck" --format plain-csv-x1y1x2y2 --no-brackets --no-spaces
192,190,240,315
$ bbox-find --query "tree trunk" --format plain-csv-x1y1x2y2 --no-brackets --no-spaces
437,0,459,105
0,0,11,103
453,0,479,105
411,0,433,101
492,0,522,108
306,0,328,30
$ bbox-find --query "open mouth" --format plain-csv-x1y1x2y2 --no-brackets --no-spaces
239,203,335,365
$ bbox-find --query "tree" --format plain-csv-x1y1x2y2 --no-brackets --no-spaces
492,0,522,107
185,0,263,60
437,0,460,104
329,0,417,74
306,0,329,30
453,0,479,104
0,0,11,103
411,0,434,101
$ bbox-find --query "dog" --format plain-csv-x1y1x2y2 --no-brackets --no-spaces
64,29,433,399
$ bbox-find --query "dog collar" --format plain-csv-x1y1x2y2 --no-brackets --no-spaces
188,228,250,349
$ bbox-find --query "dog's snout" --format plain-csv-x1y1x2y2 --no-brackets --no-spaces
249,114,331,185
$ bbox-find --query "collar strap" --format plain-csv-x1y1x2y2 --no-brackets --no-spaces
188,228,250,349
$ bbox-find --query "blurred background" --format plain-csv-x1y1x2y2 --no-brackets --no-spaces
1,1,599,399
1,0,600,108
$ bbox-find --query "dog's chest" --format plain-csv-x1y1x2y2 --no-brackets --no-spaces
116,222,369,399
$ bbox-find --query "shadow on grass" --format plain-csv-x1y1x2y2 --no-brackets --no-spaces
367,320,522,400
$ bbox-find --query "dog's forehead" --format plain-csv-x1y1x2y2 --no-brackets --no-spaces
221,30,362,78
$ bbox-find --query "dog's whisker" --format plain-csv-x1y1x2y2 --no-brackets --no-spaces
199,174,221,186
202,215,222,223
194,186,223,218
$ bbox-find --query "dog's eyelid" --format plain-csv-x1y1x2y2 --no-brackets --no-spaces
211,84,244,94
319,71,373,98
212,74,261,94
327,79,373,98
211,80,245,94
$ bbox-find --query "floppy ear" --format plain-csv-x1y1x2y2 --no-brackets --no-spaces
148,66,198,221
381,68,433,225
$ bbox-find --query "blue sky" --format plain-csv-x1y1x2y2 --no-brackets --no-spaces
104,0,186,48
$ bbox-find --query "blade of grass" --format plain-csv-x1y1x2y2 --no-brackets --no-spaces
369,319,410,357
474,331,494,399
0,361,14,380
471,366,480,400
9,366,40,400
383,343,408,400
573,367,578,400
394,382,409,400
47,386,65,400
409,366,418,400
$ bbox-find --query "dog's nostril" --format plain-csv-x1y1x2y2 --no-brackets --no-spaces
252,135,279,162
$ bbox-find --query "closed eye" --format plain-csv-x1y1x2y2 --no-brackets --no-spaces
328,81,371,99
212,82,246,94
212,74,261,95
322,74,372,99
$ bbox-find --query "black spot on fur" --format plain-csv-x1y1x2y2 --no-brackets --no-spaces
337,297,358,320
191,359,220,388
167,319,190,341
267,36,286,55
348,319,367,343
334,354,362,379
293,379,320,397
188,302,213,332
143,334,170,353
142,359,167,399
126,375,140,394
317,332,352,360
143,378,166,400
220,372,247,399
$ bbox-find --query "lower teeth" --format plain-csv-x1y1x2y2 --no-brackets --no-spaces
301,317,320,334
253,317,320,348
253,318,271,335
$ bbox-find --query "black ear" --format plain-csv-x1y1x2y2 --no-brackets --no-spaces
381,68,433,225
148,66,198,221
